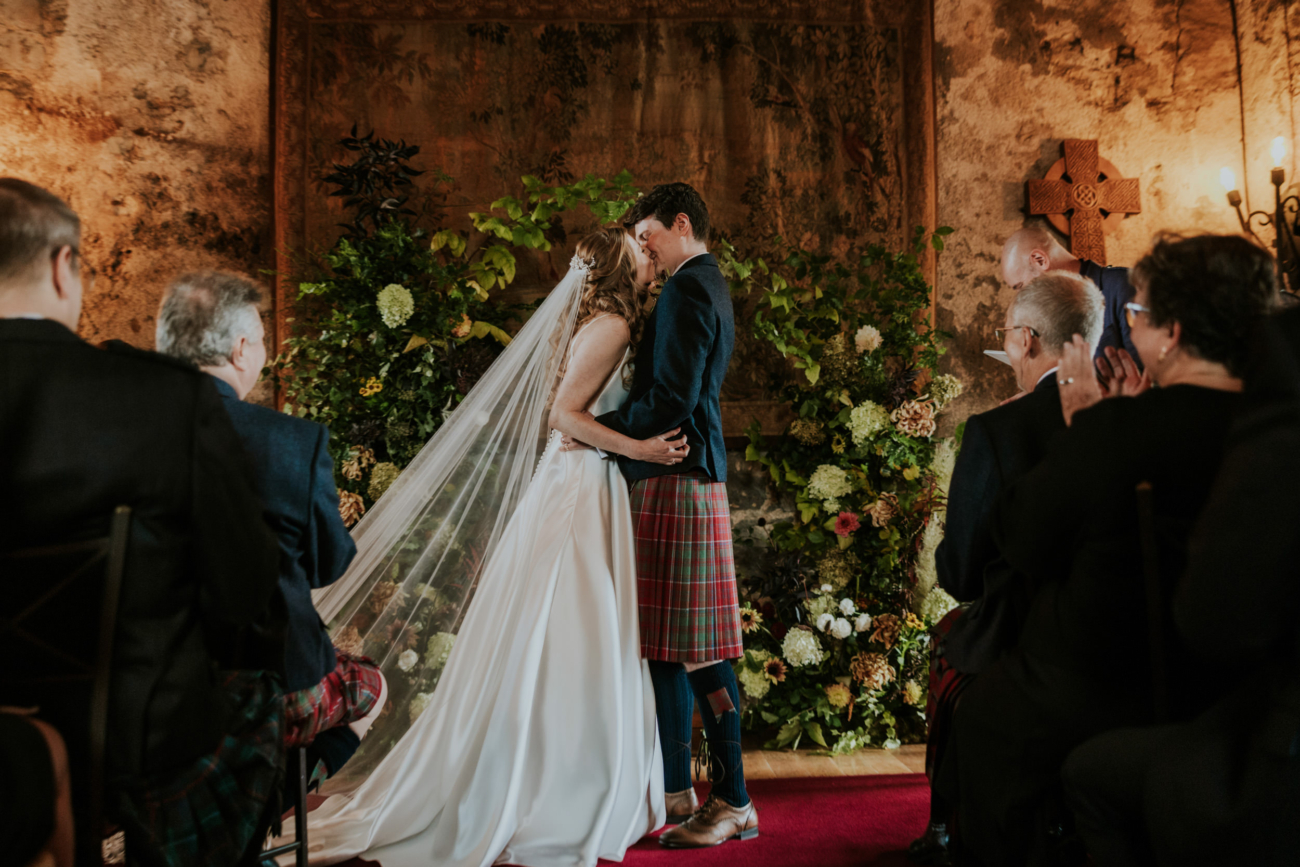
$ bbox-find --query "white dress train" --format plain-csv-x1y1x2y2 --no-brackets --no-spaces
300,351,665,866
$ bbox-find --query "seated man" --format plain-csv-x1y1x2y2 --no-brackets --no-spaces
0,179,284,865
909,271,1104,866
156,271,386,786
1001,225,1138,371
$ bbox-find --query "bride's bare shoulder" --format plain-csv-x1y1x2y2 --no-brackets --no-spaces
571,313,631,352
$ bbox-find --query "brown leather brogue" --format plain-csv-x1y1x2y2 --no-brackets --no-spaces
658,795,758,848
664,787,700,824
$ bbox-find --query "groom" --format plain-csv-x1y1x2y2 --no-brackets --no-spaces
597,182,757,847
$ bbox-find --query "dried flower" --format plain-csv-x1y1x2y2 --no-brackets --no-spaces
763,657,788,683
397,649,419,672
368,461,402,501
807,464,853,501
890,399,937,438
870,613,902,649
848,401,891,445
334,624,365,657
826,682,853,708
739,605,764,633
818,333,858,384
850,651,897,691
829,617,852,640
789,418,826,446
868,493,898,528
338,490,366,527
781,627,825,667
341,446,376,481
816,550,859,592
377,283,415,328
368,580,403,615
928,373,964,410
451,313,472,339
855,324,883,353
920,586,960,624
834,512,861,537
805,594,839,620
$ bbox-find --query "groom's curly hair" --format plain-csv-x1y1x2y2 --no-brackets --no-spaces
622,182,710,242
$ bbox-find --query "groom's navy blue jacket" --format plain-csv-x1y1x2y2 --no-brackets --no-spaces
597,252,734,482
212,377,357,692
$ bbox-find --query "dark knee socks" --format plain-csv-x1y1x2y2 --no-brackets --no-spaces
648,660,694,793
686,661,749,808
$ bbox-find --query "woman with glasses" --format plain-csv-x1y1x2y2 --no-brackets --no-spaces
938,233,1278,867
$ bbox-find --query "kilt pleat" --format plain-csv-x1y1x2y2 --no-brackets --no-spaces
926,605,976,782
630,473,744,662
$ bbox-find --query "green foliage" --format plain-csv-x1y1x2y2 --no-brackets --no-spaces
271,128,640,515
725,225,959,750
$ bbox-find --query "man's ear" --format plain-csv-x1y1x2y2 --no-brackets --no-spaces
1029,249,1049,271
229,335,249,371
51,246,77,300
675,213,692,238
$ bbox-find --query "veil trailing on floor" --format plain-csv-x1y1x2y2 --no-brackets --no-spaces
312,256,591,786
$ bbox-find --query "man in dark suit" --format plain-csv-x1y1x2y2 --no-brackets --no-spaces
587,182,755,847
0,178,284,864
156,271,386,786
1001,226,1139,371
909,270,1104,866
1063,305,1300,867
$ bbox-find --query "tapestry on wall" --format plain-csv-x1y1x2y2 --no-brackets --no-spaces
274,0,936,434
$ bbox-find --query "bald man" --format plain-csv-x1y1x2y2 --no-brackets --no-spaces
1001,226,1140,370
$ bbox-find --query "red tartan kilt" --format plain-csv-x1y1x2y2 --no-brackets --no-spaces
926,605,975,781
630,473,744,663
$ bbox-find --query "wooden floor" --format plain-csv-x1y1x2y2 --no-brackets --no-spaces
694,734,926,781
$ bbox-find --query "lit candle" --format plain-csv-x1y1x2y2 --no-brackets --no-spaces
1273,136,1287,168
1220,167,1236,192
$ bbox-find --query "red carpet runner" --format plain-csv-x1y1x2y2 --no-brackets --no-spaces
315,773,929,867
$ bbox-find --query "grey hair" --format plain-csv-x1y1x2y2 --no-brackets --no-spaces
0,178,81,285
156,271,264,367
1008,270,1104,356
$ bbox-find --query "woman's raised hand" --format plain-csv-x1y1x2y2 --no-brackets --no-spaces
1095,346,1151,398
1058,334,1106,426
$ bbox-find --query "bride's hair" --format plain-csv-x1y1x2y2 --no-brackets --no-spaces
573,227,650,352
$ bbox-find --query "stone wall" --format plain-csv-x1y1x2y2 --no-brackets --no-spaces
933,0,1298,421
0,0,271,346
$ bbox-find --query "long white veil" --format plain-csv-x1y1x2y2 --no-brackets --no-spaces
312,256,589,783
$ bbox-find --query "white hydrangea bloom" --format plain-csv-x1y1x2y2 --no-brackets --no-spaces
855,324,883,353
816,612,835,633
848,401,892,446
424,631,456,670
919,586,960,624
807,465,853,501
805,595,838,620
839,598,855,616
823,498,841,513
737,666,771,699
781,629,825,667
854,612,873,633
829,617,852,640
929,373,964,410
409,691,435,724
377,283,415,328
396,649,419,672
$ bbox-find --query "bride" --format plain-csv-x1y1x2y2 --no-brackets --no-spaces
296,227,688,866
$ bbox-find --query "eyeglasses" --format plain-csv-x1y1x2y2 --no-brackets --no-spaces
994,324,1040,341
1124,301,1151,329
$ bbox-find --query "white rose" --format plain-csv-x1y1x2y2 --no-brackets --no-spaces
397,649,419,672
830,617,853,640
854,613,873,633
839,598,855,616
816,612,835,633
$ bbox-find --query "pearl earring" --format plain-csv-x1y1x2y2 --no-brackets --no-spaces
1158,345,1169,362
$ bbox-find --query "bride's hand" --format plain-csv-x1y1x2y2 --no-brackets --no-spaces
635,428,689,465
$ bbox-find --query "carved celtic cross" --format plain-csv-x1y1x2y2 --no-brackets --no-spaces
1027,139,1141,265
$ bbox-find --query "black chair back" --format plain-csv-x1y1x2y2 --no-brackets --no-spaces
0,505,130,866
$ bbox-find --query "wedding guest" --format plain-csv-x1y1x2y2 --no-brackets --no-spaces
0,179,285,865
941,233,1278,867
1001,226,1139,371
1063,304,1300,867
909,271,1103,866
0,711,73,867
157,271,387,786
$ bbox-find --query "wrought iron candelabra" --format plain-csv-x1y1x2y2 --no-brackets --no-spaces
1222,136,1300,298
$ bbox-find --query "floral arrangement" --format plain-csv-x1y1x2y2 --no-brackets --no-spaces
718,226,963,751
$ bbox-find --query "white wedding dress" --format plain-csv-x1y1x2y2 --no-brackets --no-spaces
300,346,665,866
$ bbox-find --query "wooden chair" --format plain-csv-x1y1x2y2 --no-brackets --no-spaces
0,505,131,866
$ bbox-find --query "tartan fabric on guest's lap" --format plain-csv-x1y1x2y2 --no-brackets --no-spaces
283,650,383,748
630,473,744,662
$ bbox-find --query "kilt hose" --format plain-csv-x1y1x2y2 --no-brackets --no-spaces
629,472,744,662
926,606,977,784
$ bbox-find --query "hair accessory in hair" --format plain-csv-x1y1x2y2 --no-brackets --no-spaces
569,253,596,275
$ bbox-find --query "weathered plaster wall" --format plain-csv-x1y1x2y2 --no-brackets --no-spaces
933,0,1296,420
0,0,271,346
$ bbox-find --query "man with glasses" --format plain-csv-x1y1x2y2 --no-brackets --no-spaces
908,271,1105,867
1001,225,1140,372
